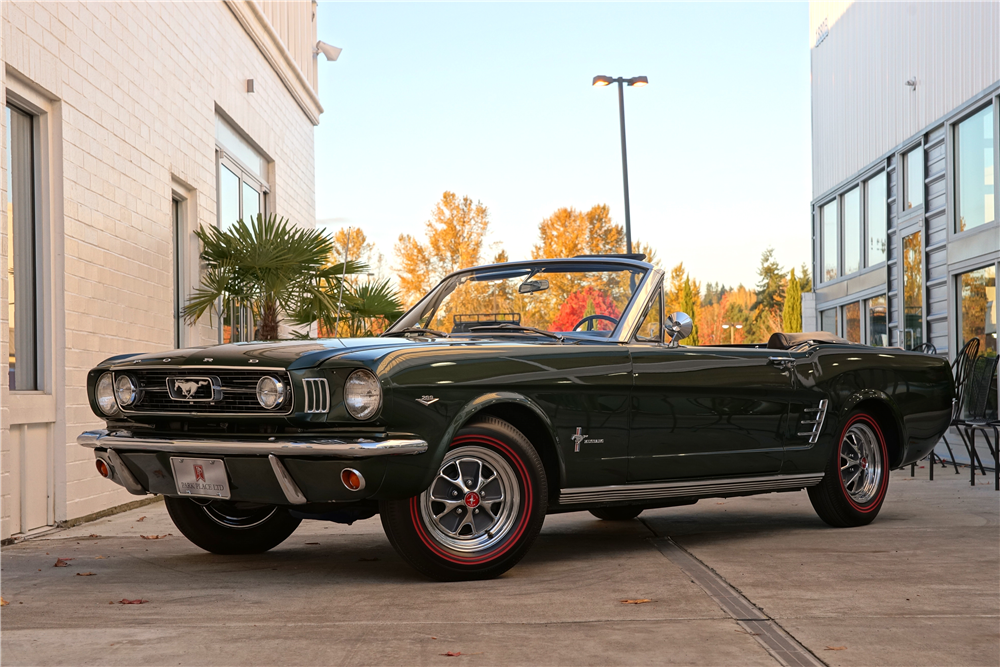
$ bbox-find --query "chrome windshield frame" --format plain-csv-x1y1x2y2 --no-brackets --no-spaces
383,257,655,343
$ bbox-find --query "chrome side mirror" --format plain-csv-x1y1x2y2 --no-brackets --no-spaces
664,312,693,347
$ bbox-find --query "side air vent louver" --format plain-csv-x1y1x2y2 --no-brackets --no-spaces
303,378,330,414
797,399,829,444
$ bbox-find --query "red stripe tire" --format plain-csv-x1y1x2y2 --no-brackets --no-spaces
808,410,890,527
380,416,548,581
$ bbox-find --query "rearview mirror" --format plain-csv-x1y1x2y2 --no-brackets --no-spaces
664,312,693,347
518,279,549,294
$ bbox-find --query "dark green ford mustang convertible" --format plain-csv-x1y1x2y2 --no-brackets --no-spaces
80,255,953,580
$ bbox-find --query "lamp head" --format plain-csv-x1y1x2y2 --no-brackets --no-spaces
627,76,649,87
592,75,613,87
316,41,342,61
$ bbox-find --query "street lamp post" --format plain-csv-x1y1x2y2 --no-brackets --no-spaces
721,323,744,345
592,75,648,255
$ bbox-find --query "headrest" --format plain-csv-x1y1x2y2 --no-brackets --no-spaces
767,331,850,350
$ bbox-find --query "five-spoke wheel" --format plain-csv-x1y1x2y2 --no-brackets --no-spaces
809,410,890,527
380,417,547,581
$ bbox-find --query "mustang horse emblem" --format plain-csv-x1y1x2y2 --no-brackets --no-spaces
172,379,209,400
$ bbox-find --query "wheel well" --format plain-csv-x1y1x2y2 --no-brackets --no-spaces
474,403,562,505
854,399,903,468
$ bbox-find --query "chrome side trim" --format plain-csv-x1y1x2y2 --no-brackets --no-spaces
558,473,824,505
797,399,829,444
78,430,428,458
105,449,148,496
268,455,308,504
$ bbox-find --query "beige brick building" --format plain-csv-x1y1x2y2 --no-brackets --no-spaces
1,1,325,540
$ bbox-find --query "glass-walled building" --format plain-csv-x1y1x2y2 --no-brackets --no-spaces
809,2,999,359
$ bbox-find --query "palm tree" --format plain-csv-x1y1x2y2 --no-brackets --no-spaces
184,214,363,341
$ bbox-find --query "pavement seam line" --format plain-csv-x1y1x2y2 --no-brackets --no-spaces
647,535,828,667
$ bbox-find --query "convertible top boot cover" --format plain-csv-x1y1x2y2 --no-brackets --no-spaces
767,331,851,350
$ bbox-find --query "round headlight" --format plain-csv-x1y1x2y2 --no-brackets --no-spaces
256,375,286,410
115,374,137,406
344,369,381,420
96,372,118,415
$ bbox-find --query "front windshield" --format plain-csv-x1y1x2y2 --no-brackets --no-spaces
392,262,646,336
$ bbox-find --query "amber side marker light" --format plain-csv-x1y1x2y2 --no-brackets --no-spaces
341,468,365,491
96,459,110,478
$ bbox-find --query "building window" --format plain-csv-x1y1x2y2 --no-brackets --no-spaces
821,199,838,282
843,187,861,275
866,172,887,266
216,115,268,231
902,231,923,349
843,302,861,342
957,266,997,357
820,308,838,335
904,145,924,210
6,105,40,391
867,295,887,347
172,198,183,349
955,105,995,233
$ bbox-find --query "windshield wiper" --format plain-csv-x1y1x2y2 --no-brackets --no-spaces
469,324,564,341
382,326,449,338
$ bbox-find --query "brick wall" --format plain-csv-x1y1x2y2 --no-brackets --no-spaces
1,1,320,537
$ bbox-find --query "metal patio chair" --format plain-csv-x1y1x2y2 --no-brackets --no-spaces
911,342,938,355
914,338,978,479
957,354,999,490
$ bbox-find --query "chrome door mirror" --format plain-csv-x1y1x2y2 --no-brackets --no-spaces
664,312,693,347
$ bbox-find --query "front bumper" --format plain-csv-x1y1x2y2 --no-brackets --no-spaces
78,430,429,505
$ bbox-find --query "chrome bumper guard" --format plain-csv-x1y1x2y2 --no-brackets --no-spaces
79,429,429,505
77,430,429,458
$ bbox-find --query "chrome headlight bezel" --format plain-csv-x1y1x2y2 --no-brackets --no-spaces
256,375,287,410
344,369,382,420
96,372,118,416
114,374,138,407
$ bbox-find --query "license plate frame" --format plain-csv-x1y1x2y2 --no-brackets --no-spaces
169,457,231,499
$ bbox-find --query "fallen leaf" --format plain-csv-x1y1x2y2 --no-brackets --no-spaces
140,535,168,540
136,516,146,522
620,599,653,604
0,597,8,606
118,599,148,605
825,646,847,651
431,637,438,640
76,572,97,577
441,652,462,657
95,556,107,560
54,558,74,567
358,557,379,562
88,534,100,538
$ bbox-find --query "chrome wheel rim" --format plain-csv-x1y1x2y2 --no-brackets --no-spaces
197,500,277,529
839,422,883,505
420,445,520,553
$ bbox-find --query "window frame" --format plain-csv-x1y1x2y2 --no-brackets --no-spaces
952,101,997,237
819,197,838,284
903,143,925,213
955,263,997,357
633,283,664,344
216,151,269,230
864,170,888,269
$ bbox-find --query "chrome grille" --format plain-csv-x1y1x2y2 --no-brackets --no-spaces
119,368,293,415
303,378,330,414
797,399,829,444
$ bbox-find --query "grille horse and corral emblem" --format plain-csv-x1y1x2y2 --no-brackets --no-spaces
167,377,220,402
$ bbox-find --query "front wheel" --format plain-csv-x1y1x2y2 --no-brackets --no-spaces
380,417,547,581
164,497,301,554
808,411,890,527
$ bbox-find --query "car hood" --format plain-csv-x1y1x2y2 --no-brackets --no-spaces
97,336,570,371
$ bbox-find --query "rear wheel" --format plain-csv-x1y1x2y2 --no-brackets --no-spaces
164,497,301,554
589,507,643,521
380,417,547,581
808,410,890,527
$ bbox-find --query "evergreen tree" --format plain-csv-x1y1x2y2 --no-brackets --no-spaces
680,276,700,345
782,268,802,333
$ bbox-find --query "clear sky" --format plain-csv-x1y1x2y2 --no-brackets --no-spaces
315,2,812,289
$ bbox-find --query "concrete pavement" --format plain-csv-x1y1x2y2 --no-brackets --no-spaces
1,466,997,666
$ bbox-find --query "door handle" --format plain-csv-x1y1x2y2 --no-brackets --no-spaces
768,357,795,369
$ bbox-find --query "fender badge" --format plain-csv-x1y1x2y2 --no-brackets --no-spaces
571,427,587,453
416,395,439,406
203,358,213,362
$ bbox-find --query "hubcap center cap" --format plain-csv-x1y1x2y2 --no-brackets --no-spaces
464,491,481,508
861,457,868,469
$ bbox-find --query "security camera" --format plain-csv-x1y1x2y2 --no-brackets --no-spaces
316,41,342,62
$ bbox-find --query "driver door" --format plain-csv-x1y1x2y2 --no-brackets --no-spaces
627,295,793,481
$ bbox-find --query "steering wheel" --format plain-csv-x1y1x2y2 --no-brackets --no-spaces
572,314,619,332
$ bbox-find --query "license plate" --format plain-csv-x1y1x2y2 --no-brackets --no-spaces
170,457,231,499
